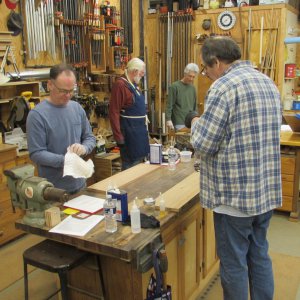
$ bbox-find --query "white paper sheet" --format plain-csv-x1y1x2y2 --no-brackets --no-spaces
49,215,104,236
63,195,105,214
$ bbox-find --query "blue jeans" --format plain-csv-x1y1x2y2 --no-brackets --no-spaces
213,211,274,300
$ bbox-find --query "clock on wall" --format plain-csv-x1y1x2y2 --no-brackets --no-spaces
217,10,236,31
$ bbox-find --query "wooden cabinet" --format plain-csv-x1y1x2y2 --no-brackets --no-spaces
0,144,24,245
278,148,300,220
203,209,218,277
93,153,121,182
161,203,218,300
162,204,201,300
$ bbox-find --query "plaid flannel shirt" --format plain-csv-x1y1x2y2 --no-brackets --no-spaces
191,61,282,215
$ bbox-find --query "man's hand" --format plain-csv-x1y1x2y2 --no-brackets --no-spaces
68,143,86,156
166,120,174,130
185,111,200,128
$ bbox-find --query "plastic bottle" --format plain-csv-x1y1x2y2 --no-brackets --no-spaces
104,194,117,233
168,146,177,171
159,192,166,217
130,198,141,233
106,180,114,196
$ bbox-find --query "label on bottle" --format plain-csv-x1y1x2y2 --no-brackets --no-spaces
104,207,116,215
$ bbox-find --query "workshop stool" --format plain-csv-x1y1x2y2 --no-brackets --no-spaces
23,239,89,300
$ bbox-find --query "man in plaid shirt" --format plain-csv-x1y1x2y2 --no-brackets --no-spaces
186,37,282,300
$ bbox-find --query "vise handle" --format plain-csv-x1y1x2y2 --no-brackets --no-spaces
43,187,69,203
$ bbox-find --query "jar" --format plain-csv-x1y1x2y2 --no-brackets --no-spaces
143,197,156,216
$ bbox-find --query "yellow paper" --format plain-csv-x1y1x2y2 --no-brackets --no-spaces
63,208,79,215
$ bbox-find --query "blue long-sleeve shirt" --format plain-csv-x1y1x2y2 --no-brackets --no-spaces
191,61,282,216
26,100,96,193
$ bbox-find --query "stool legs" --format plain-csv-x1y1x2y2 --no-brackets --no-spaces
58,271,68,300
24,261,29,300
96,255,106,298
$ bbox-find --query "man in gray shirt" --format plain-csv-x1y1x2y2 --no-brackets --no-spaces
26,64,96,194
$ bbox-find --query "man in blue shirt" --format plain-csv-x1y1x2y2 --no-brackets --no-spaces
186,37,282,300
27,64,96,194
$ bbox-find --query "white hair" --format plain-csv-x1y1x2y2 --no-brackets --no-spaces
126,58,145,72
184,63,199,74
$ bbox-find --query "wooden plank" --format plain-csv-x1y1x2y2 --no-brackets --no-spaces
157,172,199,212
280,131,300,147
88,163,160,192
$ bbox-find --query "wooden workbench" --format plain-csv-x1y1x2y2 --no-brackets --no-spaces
15,161,219,300
280,130,300,221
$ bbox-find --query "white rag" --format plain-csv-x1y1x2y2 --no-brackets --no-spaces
63,152,94,179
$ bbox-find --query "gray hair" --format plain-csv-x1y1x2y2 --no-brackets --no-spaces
184,63,200,75
202,36,241,67
126,58,145,72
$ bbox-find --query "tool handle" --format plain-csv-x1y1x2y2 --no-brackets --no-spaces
159,249,168,291
43,187,69,203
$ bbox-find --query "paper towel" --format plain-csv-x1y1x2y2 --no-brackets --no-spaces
63,152,94,178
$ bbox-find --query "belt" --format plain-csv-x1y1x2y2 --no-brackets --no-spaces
120,114,145,119
120,114,150,128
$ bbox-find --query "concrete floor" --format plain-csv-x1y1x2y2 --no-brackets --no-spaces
196,210,300,300
0,210,299,300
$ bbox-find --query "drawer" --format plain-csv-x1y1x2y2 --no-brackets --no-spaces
281,156,295,175
281,174,294,182
0,160,17,185
0,184,11,204
0,220,24,245
0,149,17,164
282,180,294,197
276,195,293,212
0,208,23,227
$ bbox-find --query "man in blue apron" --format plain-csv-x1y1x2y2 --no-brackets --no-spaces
109,58,150,170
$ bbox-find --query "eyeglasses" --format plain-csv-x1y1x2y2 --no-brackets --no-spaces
51,80,75,95
200,64,207,76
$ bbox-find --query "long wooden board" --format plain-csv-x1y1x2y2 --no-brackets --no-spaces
88,163,160,192
156,172,199,212
281,131,300,147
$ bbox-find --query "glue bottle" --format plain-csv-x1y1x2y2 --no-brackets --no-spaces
130,198,141,234
159,192,166,217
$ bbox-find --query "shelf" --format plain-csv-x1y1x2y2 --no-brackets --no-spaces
0,98,11,104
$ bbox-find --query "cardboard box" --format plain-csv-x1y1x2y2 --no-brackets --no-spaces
150,144,162,164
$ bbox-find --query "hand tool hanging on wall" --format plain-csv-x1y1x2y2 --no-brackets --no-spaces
159,11,193,93
120,0,133,54
259,16,264,67
0,45,20,80
139,0,144,58
23,0,56,61
144,46,149,110
246,8,252,60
